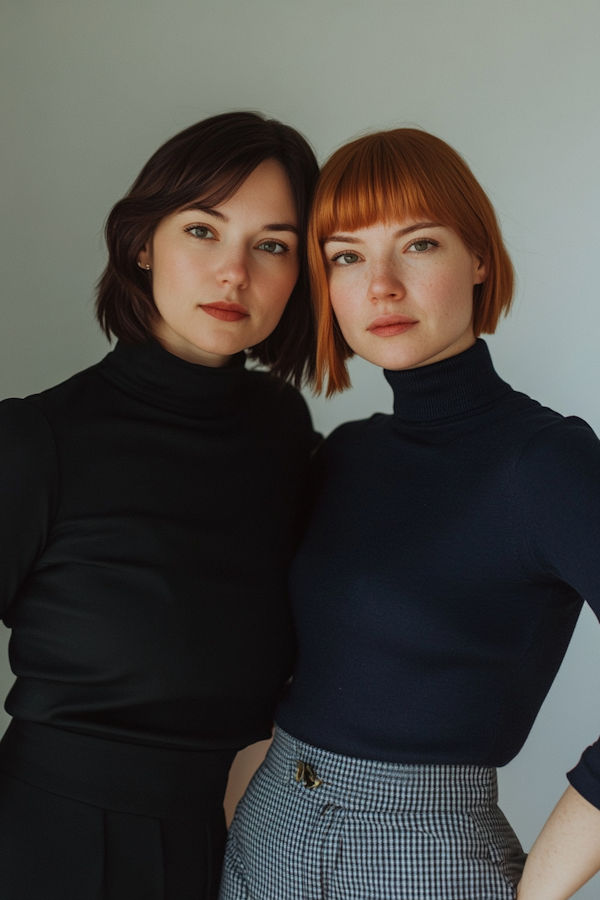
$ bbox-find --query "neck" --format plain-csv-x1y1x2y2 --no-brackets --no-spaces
404,331,476,370
100,339,248,418
153,324,232,368
384,339,511,423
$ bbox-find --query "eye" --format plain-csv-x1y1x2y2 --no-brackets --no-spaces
407,238,438,253
331,251,361,266
185,225,216,240
257,240,288,254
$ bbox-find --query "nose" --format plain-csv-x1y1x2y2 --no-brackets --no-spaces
368,262,405,304
215,250,249,291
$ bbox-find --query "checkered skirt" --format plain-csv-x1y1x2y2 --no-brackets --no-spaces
220,727,526,900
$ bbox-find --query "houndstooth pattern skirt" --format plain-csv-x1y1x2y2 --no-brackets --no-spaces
220,727,526,900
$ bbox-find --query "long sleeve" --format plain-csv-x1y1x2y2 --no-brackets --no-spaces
0,342,317,748
0,399,58,618
515,416,600,807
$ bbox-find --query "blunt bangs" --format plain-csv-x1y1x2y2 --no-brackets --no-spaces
314,137,436,241
309,129,515,396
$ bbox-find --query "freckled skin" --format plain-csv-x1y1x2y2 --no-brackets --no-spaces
324,220,486,371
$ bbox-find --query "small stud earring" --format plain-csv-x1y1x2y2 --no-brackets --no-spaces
137,261,151,270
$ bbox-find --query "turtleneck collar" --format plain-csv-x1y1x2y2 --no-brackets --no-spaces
100,340,249,417
384,339,511,424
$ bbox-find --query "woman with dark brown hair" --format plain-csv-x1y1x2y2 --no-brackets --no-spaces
0,111,318,899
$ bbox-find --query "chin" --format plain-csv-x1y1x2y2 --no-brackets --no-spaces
368,336,469,371
363,349,427,371
199,343,246,356
187,335,248,357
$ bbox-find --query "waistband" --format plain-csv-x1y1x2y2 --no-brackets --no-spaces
0,720,236,819
267,726,498,814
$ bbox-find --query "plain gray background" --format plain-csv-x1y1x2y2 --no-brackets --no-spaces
1,1,600,894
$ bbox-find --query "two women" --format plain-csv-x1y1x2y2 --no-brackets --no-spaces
4,111,599,899
221,130,600,899
0,112,318,899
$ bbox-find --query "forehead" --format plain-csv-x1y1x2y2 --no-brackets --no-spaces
177,161,297,221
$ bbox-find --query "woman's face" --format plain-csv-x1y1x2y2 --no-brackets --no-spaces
323,218,486,370
139,159,300,366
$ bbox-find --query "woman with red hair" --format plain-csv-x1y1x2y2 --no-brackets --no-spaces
220,129,600,899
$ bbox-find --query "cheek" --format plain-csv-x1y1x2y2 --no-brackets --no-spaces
157,249,203,286
151,258,207,325
329,281,362,334
426,267,475,322
150,257,187,306
258,262,300,311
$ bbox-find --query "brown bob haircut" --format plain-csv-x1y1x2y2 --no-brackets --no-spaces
96,111,319,386
309,128,515,395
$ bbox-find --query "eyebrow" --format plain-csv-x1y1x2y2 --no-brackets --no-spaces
179,204,299,236
323,221,443,243
262,223,300,236
180,204,228,221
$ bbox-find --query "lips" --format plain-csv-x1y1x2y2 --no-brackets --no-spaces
368,315,417,337
200,302,249,323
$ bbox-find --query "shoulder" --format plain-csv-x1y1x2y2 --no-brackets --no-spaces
513,412,600,541
324,412,390,448
23,361,106,417
0,398,58,477
245,369,304,406
309,414,390,471
510,411,600,585
1,359,109,456
0,397,54,441
516,412,600,482
1,361,112,446
245,370,316,433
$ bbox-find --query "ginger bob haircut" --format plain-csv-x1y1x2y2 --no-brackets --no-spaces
309,129,515,396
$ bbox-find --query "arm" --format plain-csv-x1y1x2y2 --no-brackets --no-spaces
0,399,57,617
517,785,600,899
516,418,600,898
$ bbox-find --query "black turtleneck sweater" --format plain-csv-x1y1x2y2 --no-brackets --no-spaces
277,340,600,809
0,341,315,751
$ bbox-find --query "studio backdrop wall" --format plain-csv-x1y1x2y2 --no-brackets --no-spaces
1,2,599,895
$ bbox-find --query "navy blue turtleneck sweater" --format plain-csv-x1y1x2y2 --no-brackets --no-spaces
278,340,600,809
0,340,315,750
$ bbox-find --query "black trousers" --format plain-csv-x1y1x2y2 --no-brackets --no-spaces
0,721,236,900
